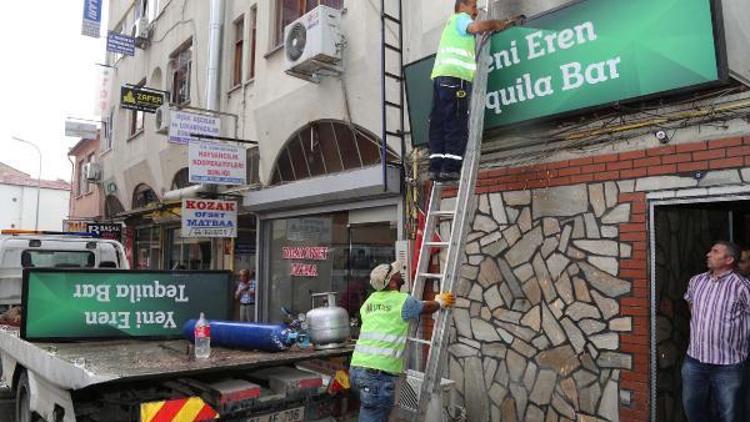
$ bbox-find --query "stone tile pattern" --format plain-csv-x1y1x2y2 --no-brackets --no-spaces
446,182,638,422
437,136,750,421
653,208,728,422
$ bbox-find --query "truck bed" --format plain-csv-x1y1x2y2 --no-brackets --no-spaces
0,327,353,391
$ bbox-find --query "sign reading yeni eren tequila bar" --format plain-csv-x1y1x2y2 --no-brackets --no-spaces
22,269,231,341
404,0,725,144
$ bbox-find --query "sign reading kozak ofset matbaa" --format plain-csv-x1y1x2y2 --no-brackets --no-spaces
181,199,237,238
188,140,246,185
169,110,221,145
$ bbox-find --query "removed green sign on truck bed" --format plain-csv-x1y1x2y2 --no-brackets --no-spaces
22,269,231,341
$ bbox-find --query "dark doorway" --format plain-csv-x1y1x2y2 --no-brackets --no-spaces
653,200,749,421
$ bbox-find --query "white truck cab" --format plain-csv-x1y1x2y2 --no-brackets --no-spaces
0,231,129,310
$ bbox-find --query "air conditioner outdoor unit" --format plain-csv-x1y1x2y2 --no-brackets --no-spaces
84,162,102,182
283,5,343,80
155,105,171,134
134,17,150,48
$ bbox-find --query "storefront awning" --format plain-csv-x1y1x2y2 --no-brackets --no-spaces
242,165,400,213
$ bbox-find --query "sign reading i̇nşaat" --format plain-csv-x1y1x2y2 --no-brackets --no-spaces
404,0,726,144
22,269,231,340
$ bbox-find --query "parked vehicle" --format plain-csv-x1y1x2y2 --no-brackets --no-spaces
0,231,129,311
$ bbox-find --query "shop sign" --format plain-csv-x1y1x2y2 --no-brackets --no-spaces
65,120,99,139
188,140,246,185
63,220,91,233
22,269,231,340
81,0,102,38
181,199,237,238
282,246,329,277
106,32,135,56
169,111,222,145
119,86,165,113
86,223,123,242
404,0,725,144
96,66,114,117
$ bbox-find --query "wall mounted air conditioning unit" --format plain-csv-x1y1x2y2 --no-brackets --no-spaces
84,162,102,182
134,17,150,48
155,105,171,134
283,5,343,81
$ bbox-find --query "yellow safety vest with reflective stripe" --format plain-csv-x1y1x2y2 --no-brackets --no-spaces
431,13,477,82
350,290,410,374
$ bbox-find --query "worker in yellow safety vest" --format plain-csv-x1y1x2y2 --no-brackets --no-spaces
349,261,455,422
428,0,524,182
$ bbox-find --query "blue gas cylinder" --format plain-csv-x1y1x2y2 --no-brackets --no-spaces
183,320,293,352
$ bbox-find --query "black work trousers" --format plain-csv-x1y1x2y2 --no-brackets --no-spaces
428,76,472,174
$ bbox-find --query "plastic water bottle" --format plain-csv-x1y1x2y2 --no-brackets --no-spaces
194,312,211,359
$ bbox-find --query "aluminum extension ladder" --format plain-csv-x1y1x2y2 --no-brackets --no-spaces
397,32,495,421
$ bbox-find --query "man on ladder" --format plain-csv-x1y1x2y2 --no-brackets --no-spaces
349,261,455,421
428,0,523,181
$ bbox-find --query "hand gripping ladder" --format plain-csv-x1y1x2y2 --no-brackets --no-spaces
397,33,494,420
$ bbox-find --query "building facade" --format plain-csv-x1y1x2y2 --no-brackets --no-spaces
98,0,750,421
101,0,401,319
66,137,104,231
0,163,71,231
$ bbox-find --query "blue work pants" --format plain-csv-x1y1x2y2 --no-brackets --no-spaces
428,76,471,174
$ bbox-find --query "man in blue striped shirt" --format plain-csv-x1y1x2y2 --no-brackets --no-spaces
682,241,750,422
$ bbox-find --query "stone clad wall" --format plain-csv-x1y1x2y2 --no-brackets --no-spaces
443,135,750,421
446,183,637,422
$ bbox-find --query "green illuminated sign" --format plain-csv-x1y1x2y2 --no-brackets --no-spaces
22,269,231,341
404,0,726,145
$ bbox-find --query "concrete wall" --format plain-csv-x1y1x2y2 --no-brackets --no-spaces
0,184,70,231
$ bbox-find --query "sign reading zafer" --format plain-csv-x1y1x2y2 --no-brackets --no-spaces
404,0,725,143
22,269,231,340
181,199,237,238
120,86,165,113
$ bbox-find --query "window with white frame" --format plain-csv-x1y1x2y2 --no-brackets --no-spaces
170,41,192,105
233,16,244,87
129,78,146,137
248,6,257,80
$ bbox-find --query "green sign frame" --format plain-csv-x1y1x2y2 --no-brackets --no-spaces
22,269,232,341
404,0,728,146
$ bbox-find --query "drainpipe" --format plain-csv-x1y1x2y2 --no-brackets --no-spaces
206,0,225,111
206,0,225,271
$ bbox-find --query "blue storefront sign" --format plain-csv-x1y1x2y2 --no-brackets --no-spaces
107,32,136,57
81,0,102,38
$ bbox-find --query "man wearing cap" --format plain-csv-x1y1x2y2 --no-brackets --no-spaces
349,261,455,422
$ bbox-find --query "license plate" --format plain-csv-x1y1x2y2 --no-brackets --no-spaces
245,406,305,422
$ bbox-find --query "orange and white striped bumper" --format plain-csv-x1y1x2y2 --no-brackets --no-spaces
140,397,219,422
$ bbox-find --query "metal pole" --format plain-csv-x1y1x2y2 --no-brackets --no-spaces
11,137,42,231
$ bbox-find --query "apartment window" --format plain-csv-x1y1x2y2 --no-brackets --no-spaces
170,41,192,105
275,0,343,46
85,153,95,193
248,6,257,80
233,16,244,87
129,79,146,137
77,160,86,196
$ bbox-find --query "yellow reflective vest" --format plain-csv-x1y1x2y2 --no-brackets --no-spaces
430,13,477,82
350,290,410,374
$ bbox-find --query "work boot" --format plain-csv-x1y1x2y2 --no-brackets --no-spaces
439,171,460,182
